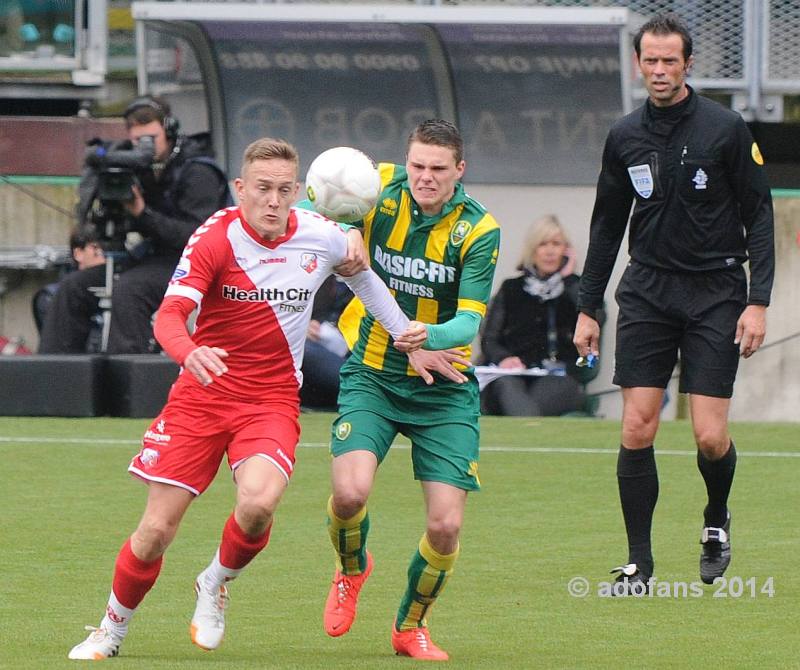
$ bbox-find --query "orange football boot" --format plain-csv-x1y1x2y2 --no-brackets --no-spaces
323,551,373,637
391,622,449,661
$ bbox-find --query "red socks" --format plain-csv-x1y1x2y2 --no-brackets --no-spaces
112,539,163,610
219,514,271,570
110,516,270,612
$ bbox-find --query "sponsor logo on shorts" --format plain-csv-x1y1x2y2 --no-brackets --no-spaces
143,429,171,444
157,419,166,433
335,422,352,441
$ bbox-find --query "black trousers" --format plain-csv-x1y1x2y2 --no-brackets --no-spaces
38,255,178,354
38,264,105,354
481,374,585,417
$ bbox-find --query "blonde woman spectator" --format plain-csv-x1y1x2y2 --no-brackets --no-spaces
480,214,600,416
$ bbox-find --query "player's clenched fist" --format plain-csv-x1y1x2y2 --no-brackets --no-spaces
184,346,229,385
394,320,428,353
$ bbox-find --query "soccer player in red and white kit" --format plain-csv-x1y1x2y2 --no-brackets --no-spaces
68,138,468,661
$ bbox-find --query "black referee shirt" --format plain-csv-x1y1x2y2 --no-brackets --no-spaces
578,86,775,316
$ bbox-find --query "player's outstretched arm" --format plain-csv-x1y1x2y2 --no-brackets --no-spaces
407,349,470,385
341,268,409,338
333,228,368,277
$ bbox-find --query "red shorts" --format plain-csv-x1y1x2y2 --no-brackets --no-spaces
129,394,301,495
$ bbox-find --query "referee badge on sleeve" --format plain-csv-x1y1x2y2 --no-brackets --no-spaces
627,164,654,198
751,142,764,165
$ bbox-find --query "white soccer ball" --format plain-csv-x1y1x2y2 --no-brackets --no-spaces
305,146,380,223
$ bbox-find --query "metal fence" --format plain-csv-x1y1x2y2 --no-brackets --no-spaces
149,0,800,101
765,0,800,89
443,1,800,96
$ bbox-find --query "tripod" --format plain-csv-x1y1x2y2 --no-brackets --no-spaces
86,206,132,353
89,250,127,353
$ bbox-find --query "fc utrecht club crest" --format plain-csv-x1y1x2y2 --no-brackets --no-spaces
140,447,160,467
300,253,318,274
627,164,654,198
450,220,472,246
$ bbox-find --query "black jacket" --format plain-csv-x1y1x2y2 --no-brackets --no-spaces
131,132,230,258
481,273,598,382
78,132,230,259
578,86,774,315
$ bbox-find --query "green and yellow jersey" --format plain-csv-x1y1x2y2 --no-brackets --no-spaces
340,162,500,377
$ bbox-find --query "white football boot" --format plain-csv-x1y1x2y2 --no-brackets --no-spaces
68,626,123,660
190,578,229,651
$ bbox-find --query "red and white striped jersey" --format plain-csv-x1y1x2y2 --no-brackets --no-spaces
162,205,406,402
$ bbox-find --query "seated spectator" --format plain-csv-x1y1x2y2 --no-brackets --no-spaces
35,225,106,353
39,94,231,354
300,275,353,410
479,214,601,416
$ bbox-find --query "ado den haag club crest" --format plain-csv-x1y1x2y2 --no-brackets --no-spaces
450,220,472,246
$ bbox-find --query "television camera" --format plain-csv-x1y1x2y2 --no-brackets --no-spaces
79,134,157,351
82,134,156,249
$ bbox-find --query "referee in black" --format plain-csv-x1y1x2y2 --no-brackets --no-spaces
573,13,774,593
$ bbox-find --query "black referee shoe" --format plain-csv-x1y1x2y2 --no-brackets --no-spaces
610,563,651,596
700,512,731,584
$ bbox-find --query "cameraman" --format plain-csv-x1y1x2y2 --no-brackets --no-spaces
39,95,231,354
35,226,106,353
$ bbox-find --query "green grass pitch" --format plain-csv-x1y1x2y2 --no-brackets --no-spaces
1,415,798,669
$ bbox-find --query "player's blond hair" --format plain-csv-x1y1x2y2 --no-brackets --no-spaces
518,214,571,271
241,138,299,176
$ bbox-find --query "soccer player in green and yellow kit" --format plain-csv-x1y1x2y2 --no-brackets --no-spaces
321,119,500,660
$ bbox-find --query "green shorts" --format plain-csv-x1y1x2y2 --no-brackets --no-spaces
331,367,481,491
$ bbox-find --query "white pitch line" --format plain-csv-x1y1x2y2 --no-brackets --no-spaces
0,436,139,444
482,446,800,458
1,436,799,458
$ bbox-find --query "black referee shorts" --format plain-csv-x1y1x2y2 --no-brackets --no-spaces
613,261,747,398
